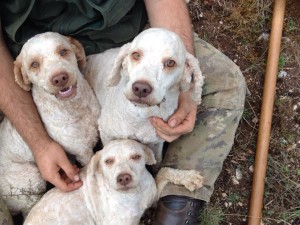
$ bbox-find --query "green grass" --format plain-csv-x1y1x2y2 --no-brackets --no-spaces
228,193,241,204
278,54,286,70
200,207,223,225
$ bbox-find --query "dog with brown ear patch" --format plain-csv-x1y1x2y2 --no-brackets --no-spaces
0,32,100,216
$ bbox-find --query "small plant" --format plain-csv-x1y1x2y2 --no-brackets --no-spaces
242,108,253,120
278,54,286,70
200,206,223,225
287,18,296,32
228,193,241,204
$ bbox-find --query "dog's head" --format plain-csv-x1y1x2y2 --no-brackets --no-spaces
107,28,204,106
14,32,86,100
88,139,156,192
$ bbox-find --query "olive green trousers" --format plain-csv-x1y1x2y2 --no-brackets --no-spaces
160,34,246,202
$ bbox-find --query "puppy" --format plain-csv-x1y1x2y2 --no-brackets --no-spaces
0,32,100,216
85,28,204,164
24,139,203,225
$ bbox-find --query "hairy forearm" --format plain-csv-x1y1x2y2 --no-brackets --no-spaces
144,0,194,54
0,26,52,156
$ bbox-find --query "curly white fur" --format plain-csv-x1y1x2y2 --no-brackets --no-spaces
85,28,204,163
24,139,203,225
0,32,100,216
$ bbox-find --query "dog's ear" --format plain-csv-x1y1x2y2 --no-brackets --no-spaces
68,37,86,72
142,145,157,165
87,151,102,175
180,52,205,105
106,43,131,87
14,55,32,91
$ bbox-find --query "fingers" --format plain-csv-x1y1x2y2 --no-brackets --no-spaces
52,168,83,192
35,141,83,192
168,108,188,128
168,102,196,128
60,160,80,183
149,92,198,142
150,110,196,142
57,160,82,192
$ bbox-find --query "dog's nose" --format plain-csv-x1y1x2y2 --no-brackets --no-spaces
51,73,69,86
132,82,152,98
117,173,132,186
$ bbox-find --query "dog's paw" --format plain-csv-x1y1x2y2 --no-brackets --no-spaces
181,170,204,192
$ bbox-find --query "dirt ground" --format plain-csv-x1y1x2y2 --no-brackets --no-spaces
185,0,299,224
143,0,299,225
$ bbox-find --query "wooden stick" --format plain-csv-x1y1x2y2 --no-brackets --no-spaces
248,0,286,224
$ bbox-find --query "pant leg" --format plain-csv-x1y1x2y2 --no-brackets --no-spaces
0,198,14,225
159,34,246,202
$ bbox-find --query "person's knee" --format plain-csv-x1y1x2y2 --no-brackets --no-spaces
231,64,247,106
194,36,246,110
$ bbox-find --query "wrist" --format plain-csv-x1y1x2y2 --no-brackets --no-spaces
28,134,54,160
180,91,198,109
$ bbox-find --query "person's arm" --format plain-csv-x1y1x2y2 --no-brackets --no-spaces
145,0,198,142
0,24,81,192
144,0,194,54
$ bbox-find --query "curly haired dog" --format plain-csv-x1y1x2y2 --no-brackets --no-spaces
85,28,204,165
0,32,100,216
24,139,203,225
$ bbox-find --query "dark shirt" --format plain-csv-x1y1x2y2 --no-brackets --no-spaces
0,0,148,57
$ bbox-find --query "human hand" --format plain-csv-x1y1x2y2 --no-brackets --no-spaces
150,92,197,142
34,141,82,192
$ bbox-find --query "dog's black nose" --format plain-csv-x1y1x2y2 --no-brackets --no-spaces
51,73,69,86
132,81,152,98
117,173,132,186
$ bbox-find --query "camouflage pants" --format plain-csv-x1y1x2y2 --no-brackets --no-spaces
160,34,246,202
0,198,13,225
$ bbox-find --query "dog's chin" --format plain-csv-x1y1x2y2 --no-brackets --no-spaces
55,85,77,100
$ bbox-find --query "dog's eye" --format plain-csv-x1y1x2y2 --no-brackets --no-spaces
131,52,141,61
131,154,141,161
164,60,176,68
31,62,39,68
105,158,114,165
60,49,68,56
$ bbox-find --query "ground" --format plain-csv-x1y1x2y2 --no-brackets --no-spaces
189,0,299,224
142,0,300,224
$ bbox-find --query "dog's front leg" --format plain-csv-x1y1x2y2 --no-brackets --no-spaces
155,167,204,199
148,142,164,173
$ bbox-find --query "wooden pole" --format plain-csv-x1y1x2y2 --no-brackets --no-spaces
248,0,286,224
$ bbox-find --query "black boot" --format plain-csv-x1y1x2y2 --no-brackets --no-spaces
153,195,206,225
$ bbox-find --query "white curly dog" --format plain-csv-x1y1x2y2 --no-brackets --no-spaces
0,32,100,216
85,28,204,165
24,139,203,225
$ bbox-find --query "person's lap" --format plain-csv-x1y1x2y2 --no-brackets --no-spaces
160,34,246,202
